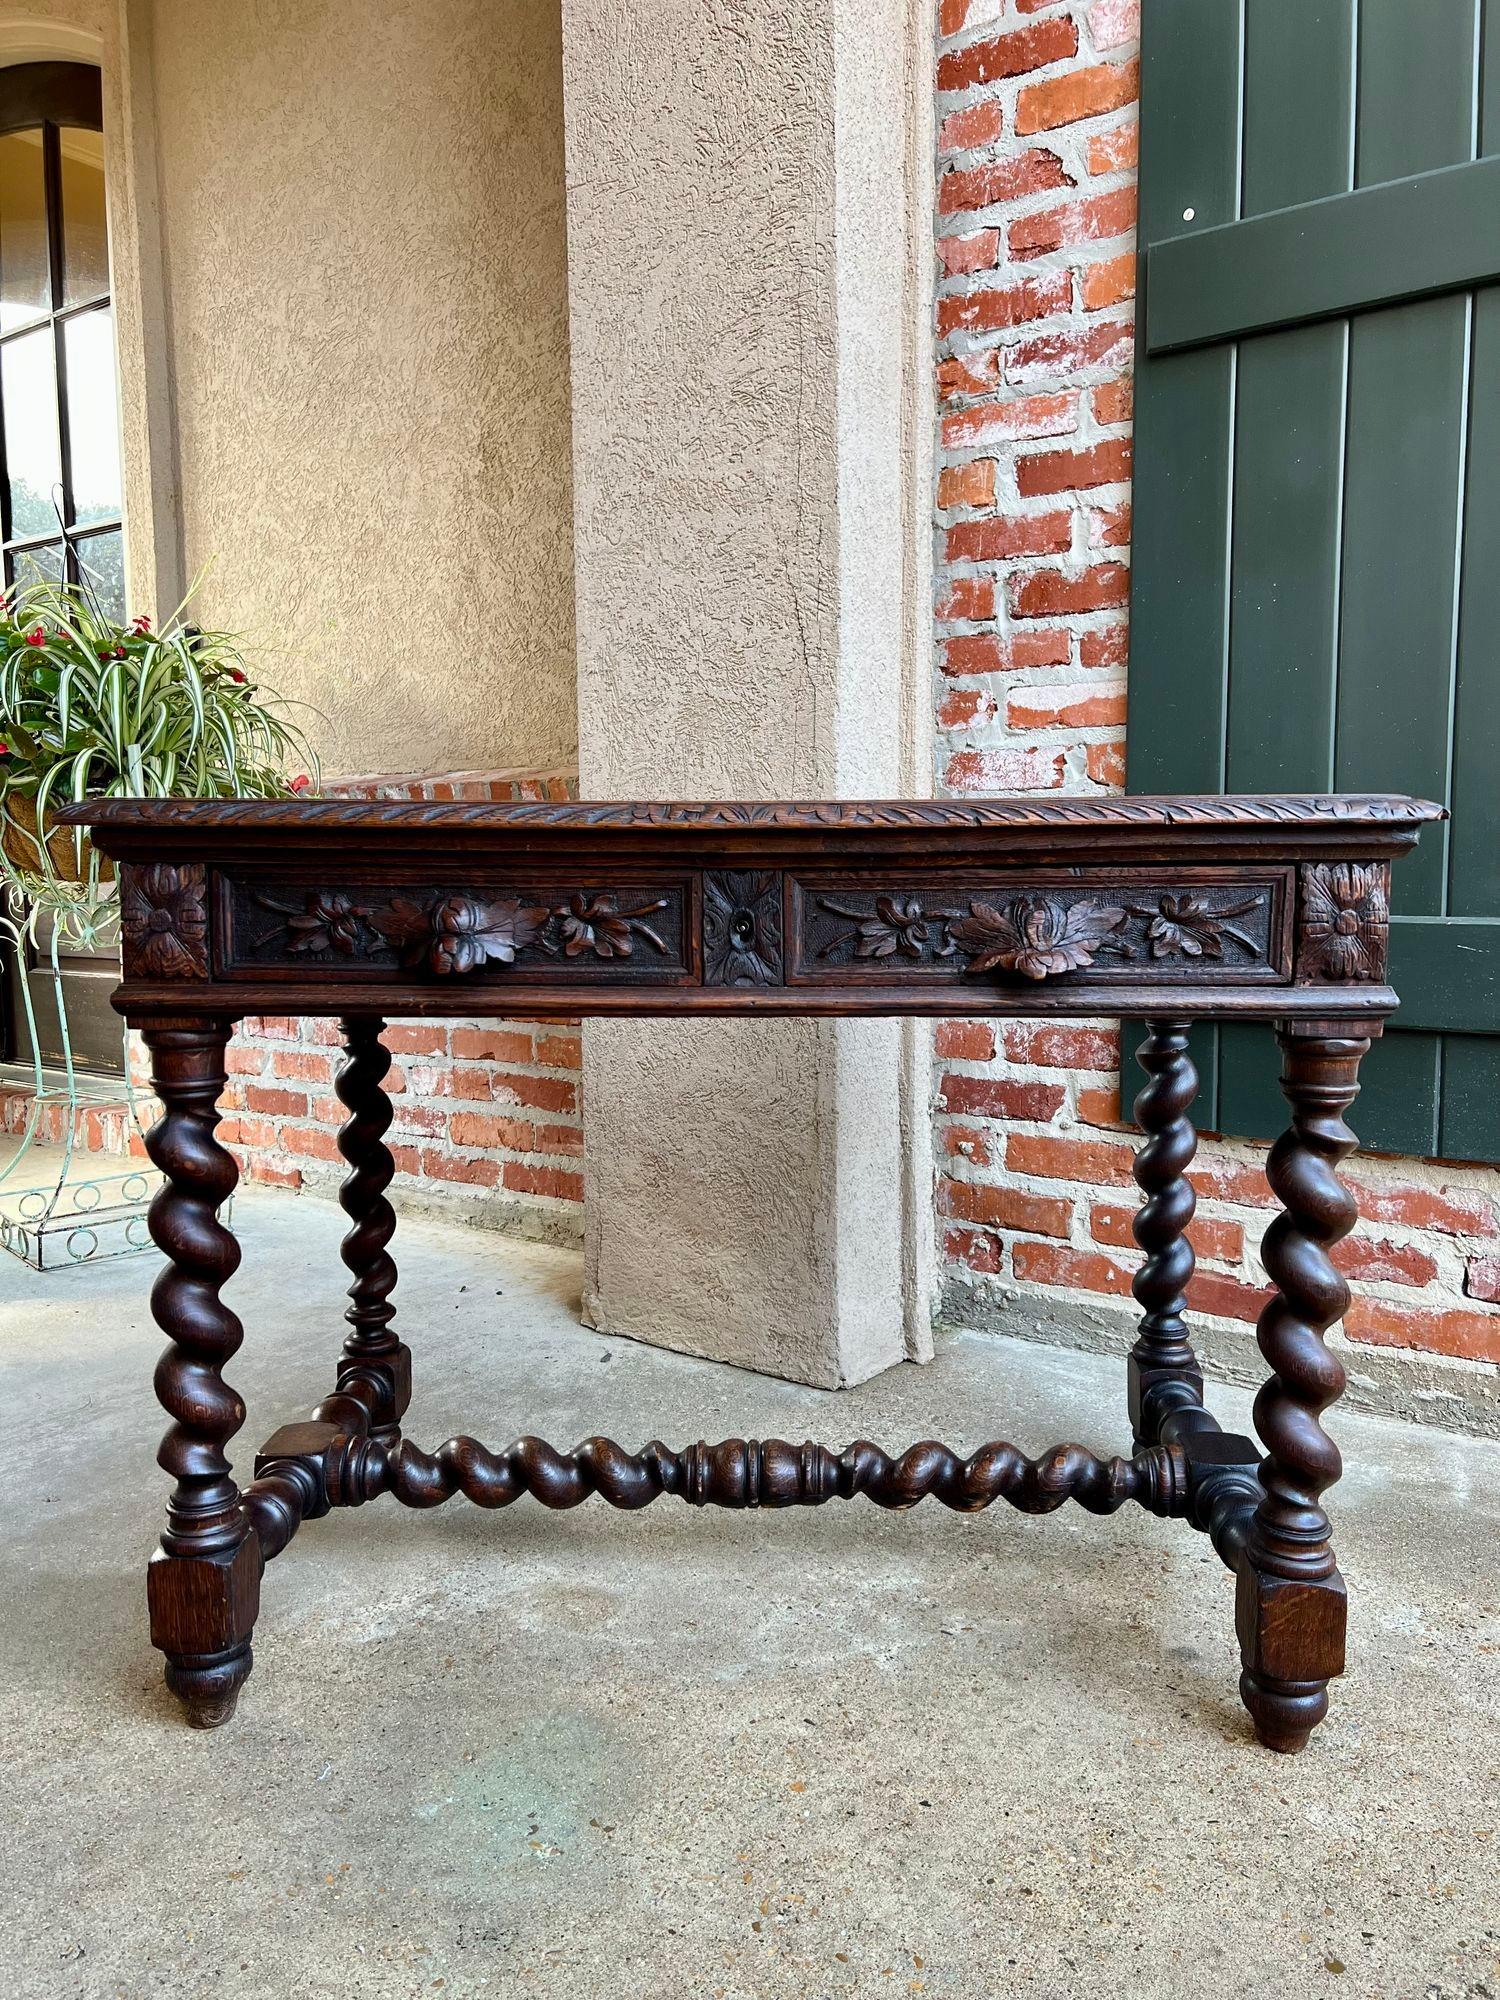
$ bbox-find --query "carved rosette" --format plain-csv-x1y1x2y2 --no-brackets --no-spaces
121,864,209,979
1297,863,1389,982
703,872,784,985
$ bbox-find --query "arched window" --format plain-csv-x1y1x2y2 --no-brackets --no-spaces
0,62,122,616
0,60,123,1076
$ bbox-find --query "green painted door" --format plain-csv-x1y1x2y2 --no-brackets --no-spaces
1128,0,1500,1160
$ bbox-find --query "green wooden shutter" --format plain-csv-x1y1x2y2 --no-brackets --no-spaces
1128,0,1500,1161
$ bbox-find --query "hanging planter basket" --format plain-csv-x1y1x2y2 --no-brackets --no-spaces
0,796,113,888
0,574,318,1271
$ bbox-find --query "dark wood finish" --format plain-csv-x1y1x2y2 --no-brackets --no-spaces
1236,1029,1366,1753
64,795,1439,1752
141,1022,259,1728
1127,1021,1203,1446
345,1430,1186,1516
59,793,1447,832
65,793,1438,1023
327,1018,408,1445
122,865,209,981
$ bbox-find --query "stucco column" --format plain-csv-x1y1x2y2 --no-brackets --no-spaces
562,0,936,1386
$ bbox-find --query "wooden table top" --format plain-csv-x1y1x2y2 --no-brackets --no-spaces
61,794,1441,1023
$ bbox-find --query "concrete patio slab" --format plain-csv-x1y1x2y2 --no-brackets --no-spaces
1,1189,1496,1999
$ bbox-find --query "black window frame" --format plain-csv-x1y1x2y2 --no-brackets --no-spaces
0,60,124,1077
0,60,121,603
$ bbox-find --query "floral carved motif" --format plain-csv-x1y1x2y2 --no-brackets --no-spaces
948,895,1127,980
703,872,783,986
1125,892,1265,962
818,895,957,961
254,890,376,956
121,863,208,980
1297,863,1390,981
374,895,547,976
553,893,669,960
807,884,1276,980
245,887,676,974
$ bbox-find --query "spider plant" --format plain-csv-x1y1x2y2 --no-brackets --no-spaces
0,574,316,910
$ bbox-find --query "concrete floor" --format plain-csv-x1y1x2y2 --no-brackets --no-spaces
1,1190,1497,2000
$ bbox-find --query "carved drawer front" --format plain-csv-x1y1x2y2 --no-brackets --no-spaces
215,875,694,984
790,871,1293,984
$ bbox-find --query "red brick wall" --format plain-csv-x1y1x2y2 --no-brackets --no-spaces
930,0,1500,1405
220,768,583,1237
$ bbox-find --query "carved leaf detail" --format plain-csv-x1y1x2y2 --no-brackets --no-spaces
284,892,374,955
371,894,546,975
372,896,435,956
1125,891,1264,961
817,894,938,960
556,892,670,960
949,895,1126,980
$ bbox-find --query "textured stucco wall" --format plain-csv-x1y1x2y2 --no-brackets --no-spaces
140,0,577,777
563,0,937,1388
0,2,103,60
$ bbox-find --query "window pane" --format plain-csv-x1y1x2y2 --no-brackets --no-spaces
59,126,108,305
63,308,121,526
2,328,62,539
75,528,124,620
10,540,65,588
0,129,49,332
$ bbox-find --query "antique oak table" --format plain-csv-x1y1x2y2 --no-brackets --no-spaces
67,792,1442,1754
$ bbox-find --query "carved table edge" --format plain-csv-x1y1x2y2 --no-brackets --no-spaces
61,793,1447,833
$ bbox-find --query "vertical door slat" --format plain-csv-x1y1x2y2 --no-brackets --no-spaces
1242,0,1356,216
1127,0,1244,806
1357,0,1479,184
1226,327,1348,793
1334,296,1466,914
1448,285,1500,918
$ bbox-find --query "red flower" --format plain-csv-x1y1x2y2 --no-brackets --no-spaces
289,773,311,794
25,626,45,647
130,614,151,635
0,741,9,756
113,645,127,659
230,667,247,684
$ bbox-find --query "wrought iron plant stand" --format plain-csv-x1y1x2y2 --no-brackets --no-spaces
65,792,1441,1753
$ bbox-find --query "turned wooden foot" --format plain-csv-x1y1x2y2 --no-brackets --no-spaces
1237,1028,1367,1753
164,1651,254,1729
143,1023,259,1728
1236,1563,1347,1752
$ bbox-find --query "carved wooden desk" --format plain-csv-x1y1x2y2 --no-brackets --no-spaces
67,793,1442,1754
